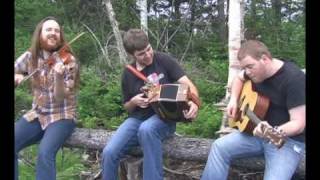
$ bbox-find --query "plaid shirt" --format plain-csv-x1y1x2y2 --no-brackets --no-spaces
15,50,78,129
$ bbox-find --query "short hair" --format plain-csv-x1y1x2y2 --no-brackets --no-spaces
123,29,149,55
237,40,272,61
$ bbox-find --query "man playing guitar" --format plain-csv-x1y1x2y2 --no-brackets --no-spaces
201,40,305,180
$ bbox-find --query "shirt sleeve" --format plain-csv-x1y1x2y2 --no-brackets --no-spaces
15,51,32,74
285,72,305,109
161,54,185,81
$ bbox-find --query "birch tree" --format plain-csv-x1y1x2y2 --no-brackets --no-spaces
217,0,244,134
226,0,244,99
137,0,148,35
103,0,128,64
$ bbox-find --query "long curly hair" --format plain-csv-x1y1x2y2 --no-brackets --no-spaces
28,16,80,91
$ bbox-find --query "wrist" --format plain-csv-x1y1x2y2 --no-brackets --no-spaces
54,73,64,84
54,61,66,75
188,92,201,108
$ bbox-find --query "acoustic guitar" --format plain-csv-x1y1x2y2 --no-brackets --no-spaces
228,80,285,148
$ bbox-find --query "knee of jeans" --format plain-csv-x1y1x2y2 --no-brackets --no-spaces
102,146,118,162
137,123,155,139
211,138,226,154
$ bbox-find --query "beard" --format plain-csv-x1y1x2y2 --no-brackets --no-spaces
40,35,61,52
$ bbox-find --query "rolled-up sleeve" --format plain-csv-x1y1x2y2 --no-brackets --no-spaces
15,51,32,74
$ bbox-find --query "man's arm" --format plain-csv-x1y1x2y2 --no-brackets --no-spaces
53,55,78,102
278,105,305,136
177,75,199,97
177,75,199,119
227,72,245,118
124,93,149,112
14,51,31,87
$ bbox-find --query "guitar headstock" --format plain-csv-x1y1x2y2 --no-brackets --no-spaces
261,124,286,148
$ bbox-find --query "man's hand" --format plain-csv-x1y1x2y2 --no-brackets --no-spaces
131,93,150,108
183,101,199,121
253,121,272,138
15,74,24,87
53,61,66,75
226,98,238,119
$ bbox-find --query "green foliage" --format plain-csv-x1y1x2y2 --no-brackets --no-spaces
77,67,125,129
15,0,64,31
192,34,228,63
272,21,305,68
244,1,305,68
15,29,32,59
113,0,139,30
176,104,222,138
18,146,86,180
183,59,228,104
56,149,86,180
18,146,37,180
195,79,225,104
14,85,33,120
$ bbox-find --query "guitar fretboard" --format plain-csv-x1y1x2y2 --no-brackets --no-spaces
246,108,262,125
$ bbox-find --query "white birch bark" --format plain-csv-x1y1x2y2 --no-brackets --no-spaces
216,0,244,133
137,0,148,35
226,0,244,99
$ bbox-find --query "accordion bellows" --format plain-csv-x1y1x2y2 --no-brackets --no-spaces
148,84,191,122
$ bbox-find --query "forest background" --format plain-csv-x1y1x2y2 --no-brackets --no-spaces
14,0,305,179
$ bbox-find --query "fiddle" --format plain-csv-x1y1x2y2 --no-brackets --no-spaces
46,32,85,67
46,46,72,67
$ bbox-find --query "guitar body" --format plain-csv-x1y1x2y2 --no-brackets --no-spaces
228,80,270,134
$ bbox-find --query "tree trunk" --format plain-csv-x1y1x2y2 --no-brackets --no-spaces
217,0,227,43
103,0,128,65
216,0,244,132
271,0,282,55
64,128,305,179
138,0,148,35
226,0,244,100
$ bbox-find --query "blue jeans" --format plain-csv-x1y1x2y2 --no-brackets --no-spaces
102,114,176,180
15,117,76,180
201,131,305,180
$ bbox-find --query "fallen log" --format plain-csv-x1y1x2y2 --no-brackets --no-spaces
64,128,305,179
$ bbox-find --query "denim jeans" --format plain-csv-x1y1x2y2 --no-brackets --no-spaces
15,117,76,180
201,131,305,180
102,114,176,180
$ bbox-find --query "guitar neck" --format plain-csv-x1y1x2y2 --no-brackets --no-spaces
246,108,263,125
246,108,286,149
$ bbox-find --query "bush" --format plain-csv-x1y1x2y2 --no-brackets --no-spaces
18,146,86,180
77,67,126,129
176,103,222,139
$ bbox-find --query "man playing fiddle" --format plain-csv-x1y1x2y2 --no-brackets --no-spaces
14,16,80,180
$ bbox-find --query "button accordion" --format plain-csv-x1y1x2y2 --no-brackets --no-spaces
125,64,200,122
146,83,191,122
